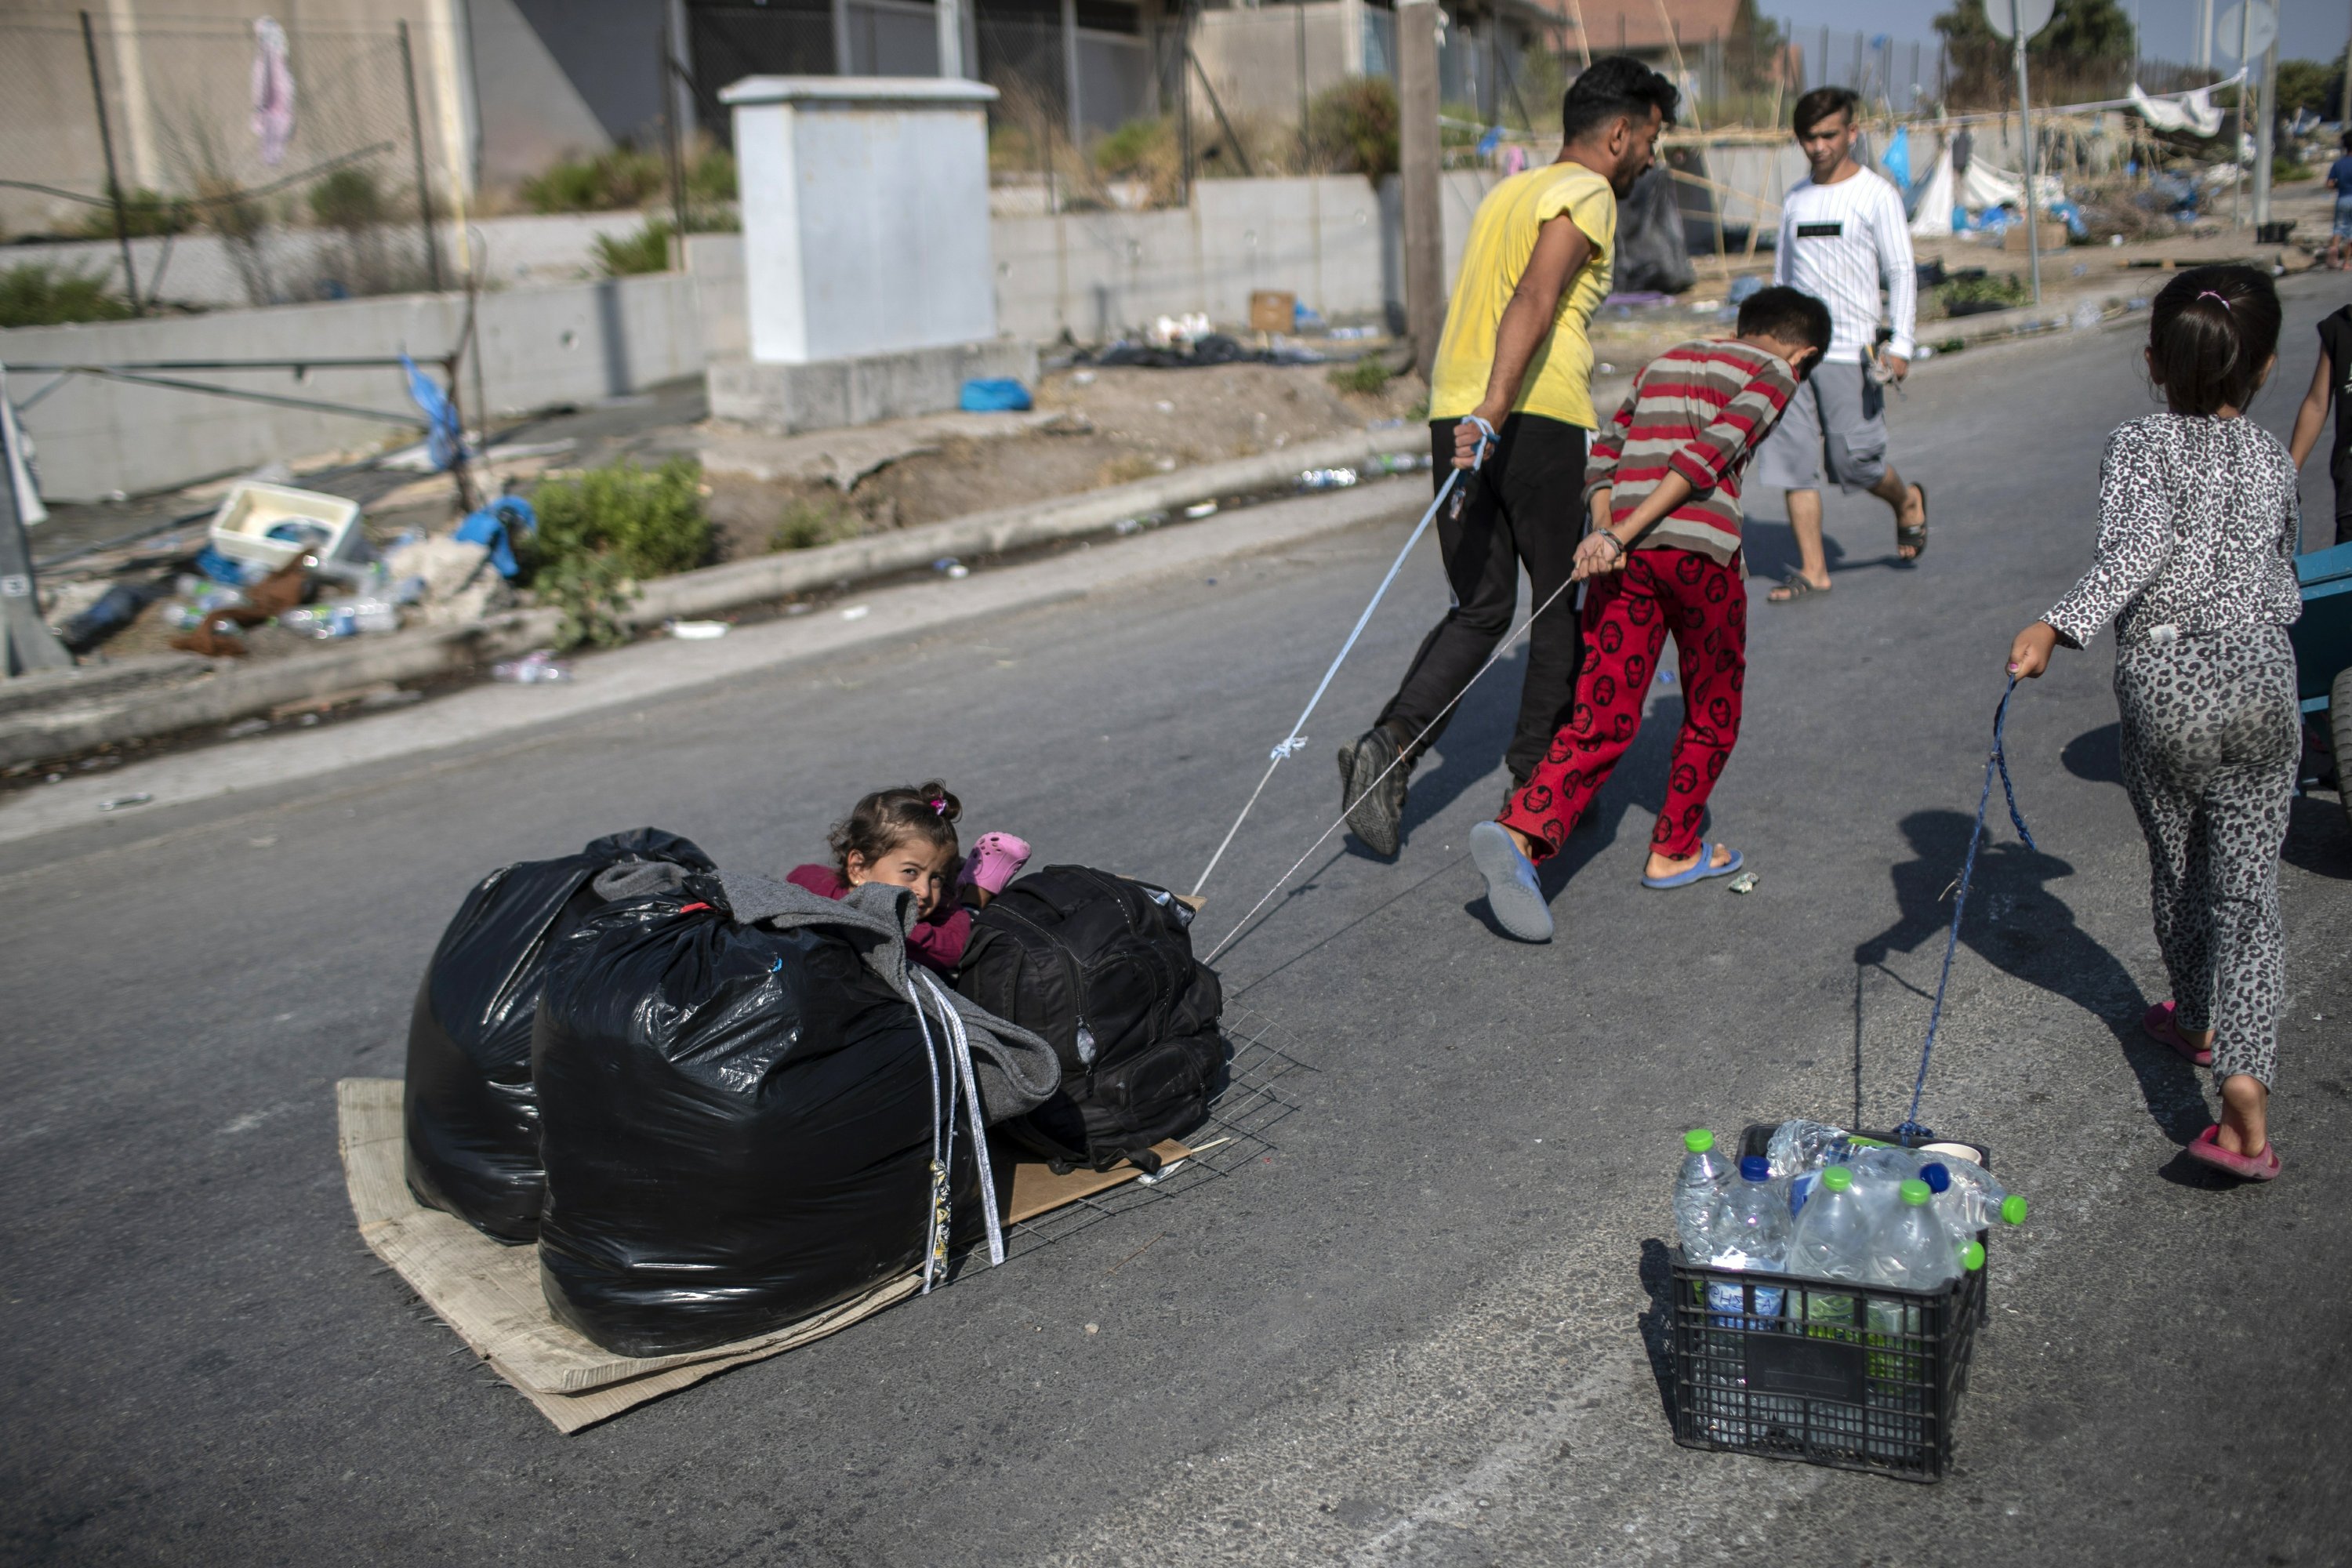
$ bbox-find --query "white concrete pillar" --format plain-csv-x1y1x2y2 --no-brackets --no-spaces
937,0,965,78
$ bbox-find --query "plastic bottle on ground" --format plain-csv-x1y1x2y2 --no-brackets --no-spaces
1674,1129,1736,1257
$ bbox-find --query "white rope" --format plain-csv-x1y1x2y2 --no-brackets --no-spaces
1202,568,1582,967
908,994,949,1294
916,969,1006,1269
1189,419,1495,899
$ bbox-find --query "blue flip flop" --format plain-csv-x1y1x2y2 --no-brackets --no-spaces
1642,842,1744,891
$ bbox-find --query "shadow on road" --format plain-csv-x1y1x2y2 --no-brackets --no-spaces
1853,809,2205,1144
2283,792,2352,880
1634,1236,1681,1427
2061,722,2125,786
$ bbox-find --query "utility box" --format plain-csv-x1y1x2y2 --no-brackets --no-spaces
711,77,1032,432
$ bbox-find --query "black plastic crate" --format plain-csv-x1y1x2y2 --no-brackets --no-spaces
1668,1125,1994,1483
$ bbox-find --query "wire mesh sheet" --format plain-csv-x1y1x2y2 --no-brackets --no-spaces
988,1000,1312,1261
0,15,441,308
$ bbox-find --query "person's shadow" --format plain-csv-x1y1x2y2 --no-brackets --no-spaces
1853,808,2206,1144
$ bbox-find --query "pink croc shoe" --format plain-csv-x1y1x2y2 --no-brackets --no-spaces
2186,1124,2281,1181
2142,1001,2212,1067
960,832,1031,898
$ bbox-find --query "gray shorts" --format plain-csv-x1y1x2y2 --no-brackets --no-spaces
1754,361,1889,494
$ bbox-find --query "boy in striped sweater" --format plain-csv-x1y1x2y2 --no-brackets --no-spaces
1468,286,1831,942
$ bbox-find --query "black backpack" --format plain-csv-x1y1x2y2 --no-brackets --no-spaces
956,866,1225,1174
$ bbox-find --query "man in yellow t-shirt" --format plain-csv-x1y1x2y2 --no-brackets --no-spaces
1339,56,1679,858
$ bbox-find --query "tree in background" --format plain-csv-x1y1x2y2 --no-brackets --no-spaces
2270,60,2342,121
1933,0,2135,108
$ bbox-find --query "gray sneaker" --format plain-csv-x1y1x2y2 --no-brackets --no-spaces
1340,728,1410,856
1469,821,1553,942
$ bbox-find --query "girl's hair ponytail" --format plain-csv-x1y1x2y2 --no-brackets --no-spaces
2146,264,2281,419
829,781,963,876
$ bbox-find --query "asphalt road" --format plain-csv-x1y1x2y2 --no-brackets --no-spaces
5,279,2349,1566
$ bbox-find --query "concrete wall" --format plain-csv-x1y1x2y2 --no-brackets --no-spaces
9,212,671,311
7,271,704,502
985,170,1489,342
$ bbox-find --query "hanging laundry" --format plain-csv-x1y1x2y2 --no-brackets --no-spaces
1882,126,1912,196
2128,75,2238,139
252,17,296,167
1907,147,1956,238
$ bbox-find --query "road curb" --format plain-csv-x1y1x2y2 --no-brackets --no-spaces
4,426,1423,772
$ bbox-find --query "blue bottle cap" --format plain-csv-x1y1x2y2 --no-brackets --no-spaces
1740,1156,1770,1181
1920,1162,1951,1193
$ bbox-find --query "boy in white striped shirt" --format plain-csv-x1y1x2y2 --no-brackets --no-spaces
1757,86,1929,604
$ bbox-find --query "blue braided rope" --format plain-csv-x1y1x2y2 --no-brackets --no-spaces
1896,677,2036,1142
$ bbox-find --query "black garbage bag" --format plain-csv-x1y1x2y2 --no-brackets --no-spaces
402,827,713,1243
533,875,1057,1358
1615,164,1697,296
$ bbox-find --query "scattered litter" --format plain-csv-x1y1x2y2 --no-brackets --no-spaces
98,793,154,811
1112,513,1166,536
840,604,871,621
279,597,401,639
455,497,536,581
1155,400,1176,414
1328,325,1378,339
1134,1159,1189,1185
1657,669,1677,685
1727,871,1759,894
491,650,574,684
1083,1323,1100,1335
1153,456,1178,472
931,558,971,579
1372,451,1432,474
2070,300,2103,331
1298,466,1359,491
783,602,813,617
666,619,731,639
44,773,62,784
1598,361,1619,375
960,378,1033,413
1071,370,1097,387
225,717,271,739
1183,502,1218,519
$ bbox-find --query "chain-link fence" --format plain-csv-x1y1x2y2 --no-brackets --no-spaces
1,14,450,314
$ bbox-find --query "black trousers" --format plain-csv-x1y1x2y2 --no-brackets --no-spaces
1376,413,1588,786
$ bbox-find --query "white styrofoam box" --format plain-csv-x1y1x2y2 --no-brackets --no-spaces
207,481,365,572
723,77,1000,366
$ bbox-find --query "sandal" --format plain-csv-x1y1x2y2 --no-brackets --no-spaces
1766,572,1829,604
2142,1000,2212,1067
1642,842,1744,890
1895,483,1929,563
2185,1123,2281,1181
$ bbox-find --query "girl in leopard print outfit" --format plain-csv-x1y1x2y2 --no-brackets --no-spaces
2008,265,2299,1183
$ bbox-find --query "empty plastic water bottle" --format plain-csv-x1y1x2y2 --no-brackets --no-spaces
1766,1119,1850,1180
1864,1179,1962,1292
1673,1129,1735,1257
1787,1163,1872,1282
1704,1156,1791,1327
1928,1152,2027,1236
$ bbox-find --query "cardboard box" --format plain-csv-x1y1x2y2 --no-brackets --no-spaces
1249,289,1297,334
2002,221,2068,254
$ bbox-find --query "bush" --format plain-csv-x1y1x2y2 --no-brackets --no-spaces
1308,78,1399,178
0,263,133,327
1328,357,1394,396
520,145,667,213
528,458,712,645
75,187,192,238
593,220,673,277
309,167,387,230
771,494,860,552
1938,271,2028,312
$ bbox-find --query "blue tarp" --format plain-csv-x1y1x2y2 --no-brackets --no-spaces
960,378,1033,413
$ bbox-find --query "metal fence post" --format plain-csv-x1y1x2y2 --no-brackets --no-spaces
78,11,141,315
398,22,446,293
660,24,690,243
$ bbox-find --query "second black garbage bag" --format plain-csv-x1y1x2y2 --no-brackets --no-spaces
403,827,713,1243
532,874,1058,1358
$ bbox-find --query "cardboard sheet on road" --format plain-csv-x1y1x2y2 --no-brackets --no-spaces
336,1078,1185,1432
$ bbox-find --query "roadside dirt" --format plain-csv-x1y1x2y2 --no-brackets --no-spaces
704,360,1426,561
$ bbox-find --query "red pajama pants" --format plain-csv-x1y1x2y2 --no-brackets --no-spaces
1498,546,1746,862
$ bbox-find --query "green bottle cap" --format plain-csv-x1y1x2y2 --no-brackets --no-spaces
1900,1178,1933,1206
1959,1240,1986,1271
1684,1128,1715,1153
1999,1194,2028,1226
1820,1164,1853,1192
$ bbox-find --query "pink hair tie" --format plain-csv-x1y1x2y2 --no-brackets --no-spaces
2196,289,2232,311
930,797,948,815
